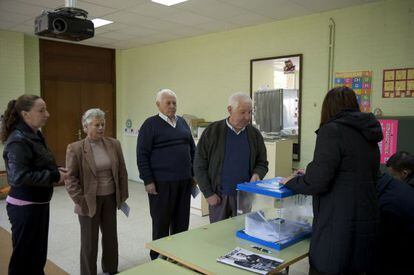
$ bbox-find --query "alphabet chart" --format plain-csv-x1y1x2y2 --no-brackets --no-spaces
334,71,372,112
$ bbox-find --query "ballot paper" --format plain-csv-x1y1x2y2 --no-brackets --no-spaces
256,177,284,190
191,185,200,198
120,202,130,217
245,211,311,243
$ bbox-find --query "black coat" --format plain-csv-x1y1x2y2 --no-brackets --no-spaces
376,173,414,274
406,173,414,187
286,110,383,273
3,121,60,202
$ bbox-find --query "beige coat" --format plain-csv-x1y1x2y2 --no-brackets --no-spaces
65,137,129,217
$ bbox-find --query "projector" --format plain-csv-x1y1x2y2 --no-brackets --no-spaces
34,7,94,41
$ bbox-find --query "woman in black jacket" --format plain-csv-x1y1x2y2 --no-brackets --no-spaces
283,87,383,274
1,95,68,275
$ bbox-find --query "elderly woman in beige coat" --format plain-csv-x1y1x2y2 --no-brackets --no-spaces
65,108,128,275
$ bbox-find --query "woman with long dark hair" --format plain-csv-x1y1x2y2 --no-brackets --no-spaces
283,86,383,274
1,94,68,275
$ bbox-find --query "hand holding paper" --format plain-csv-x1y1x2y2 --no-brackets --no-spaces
120,202,130,217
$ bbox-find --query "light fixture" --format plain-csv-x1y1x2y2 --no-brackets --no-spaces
151,0,188,6
91,18,113,28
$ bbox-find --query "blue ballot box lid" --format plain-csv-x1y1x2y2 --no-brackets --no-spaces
237,177,296,198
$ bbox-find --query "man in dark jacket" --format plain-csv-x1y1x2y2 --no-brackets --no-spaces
194,92,268,223
283,87,383,274
376,152,414,275
385,151,414,186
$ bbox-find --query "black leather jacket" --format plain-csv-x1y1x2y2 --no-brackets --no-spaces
3,121,60,202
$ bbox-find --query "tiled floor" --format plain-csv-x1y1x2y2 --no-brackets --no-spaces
0,181,309,274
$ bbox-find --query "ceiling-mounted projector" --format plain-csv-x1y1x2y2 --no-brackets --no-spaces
34,5,94,41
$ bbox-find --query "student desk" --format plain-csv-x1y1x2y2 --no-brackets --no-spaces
119,258,197,274
146,215,310,274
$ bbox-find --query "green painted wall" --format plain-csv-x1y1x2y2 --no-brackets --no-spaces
0,31,29,170
24,35,40,95
118,0,414,180
0,31,25,105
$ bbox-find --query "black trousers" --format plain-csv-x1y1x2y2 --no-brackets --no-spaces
309,265,371,275
148,179,192,260
78,194,118,275
7,203,50,275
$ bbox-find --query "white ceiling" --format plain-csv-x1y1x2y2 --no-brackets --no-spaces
0,0,381,49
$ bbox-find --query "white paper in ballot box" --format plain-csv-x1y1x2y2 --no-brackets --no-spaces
245,210,311,243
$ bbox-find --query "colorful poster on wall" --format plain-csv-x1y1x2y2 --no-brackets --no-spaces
378,119,399,164
382,68,414,98
334,71,372,112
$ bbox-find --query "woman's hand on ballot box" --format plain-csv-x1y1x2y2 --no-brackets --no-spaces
281,169,305,184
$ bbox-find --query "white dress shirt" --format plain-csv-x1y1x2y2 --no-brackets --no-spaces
159,113,177,128
226,118,246,135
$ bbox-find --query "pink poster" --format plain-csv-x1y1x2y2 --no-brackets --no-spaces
378,119,399,164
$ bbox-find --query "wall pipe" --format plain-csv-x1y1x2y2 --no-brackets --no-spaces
328,18,336,90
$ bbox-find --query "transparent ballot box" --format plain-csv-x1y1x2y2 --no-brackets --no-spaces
236,177,312,250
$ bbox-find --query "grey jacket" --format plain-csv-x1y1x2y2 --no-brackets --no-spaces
194,119,268,198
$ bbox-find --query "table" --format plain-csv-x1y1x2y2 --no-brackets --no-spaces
146,215,309,274
119,258,197,274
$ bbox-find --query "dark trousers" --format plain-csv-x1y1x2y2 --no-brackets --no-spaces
148,179,192,260
309,265,370,275
209,192,253,223
78,194,118,275
208,195,237,223
7,203,50,275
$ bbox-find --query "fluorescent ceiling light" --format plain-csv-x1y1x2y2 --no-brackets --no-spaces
151,0,188,6
92,18,113,28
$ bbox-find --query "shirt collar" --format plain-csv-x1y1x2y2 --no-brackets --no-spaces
226,118,245,135
159,113,177,127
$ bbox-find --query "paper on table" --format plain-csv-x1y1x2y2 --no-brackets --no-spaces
217,247,283,274
191,185,200,198
120,202,130,217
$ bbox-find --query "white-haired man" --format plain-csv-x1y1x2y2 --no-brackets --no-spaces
137,89,195,260
194,92,268,223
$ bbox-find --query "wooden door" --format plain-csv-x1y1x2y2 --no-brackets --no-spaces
40,39,116,167
43,81,115,166
43,80,82,166
81,82,115,138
